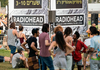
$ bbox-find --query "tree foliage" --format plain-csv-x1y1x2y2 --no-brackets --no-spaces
0,0,8,7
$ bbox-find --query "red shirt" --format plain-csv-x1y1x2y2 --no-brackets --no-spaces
72,40,88,62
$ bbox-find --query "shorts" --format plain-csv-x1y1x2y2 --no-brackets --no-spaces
15,60,24,68
84,53,88,58
73,59,82,66
84,46,90,58
0,56,4,62
8,45,16,54
54,65,66,70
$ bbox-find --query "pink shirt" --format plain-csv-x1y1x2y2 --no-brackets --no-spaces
39,32,51,57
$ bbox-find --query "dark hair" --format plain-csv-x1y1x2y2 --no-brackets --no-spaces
19,25,23,31
64,27,72,37
18,48,23,53
5,15,7,18
74,31,80,39
55,31,66,51
90,26,99,35
42,24,49,32
10,22,15,29
32,28,39,35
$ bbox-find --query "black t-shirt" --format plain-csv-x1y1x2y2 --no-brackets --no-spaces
26,36,37,57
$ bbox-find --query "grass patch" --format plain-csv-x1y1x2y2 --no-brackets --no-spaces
0,49,28,70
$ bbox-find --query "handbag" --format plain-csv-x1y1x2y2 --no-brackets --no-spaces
28,56,39,70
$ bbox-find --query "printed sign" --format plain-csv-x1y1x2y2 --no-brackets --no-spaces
14,0,42,9
55,14,84,26
12,15,44,26
56,0,82,9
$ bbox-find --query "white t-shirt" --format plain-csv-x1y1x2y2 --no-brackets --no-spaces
84,38,91,47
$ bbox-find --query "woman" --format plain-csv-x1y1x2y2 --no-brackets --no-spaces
51,25,63,42
39,24,54,70
7,22,19,64
72,31,88,70
18,25,27,44
64,27,73,70
49,31,74,70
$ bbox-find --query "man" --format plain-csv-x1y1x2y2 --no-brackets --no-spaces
39,24,54,70
21,28,40,70
12,48,28,68
7,23,19,64
86,23,96,37
89,26,100,70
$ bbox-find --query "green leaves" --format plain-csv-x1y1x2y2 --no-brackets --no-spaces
0,0,8,7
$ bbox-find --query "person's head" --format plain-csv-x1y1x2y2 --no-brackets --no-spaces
18,48,23,54
42,24,49,32
19,25,23,31
10,22,15,29
64,27,72,37
32,28,39,37
90,26,99,35
92,23,96,27
55,31,66,51
54,25,63,33
5,15,7,19
73,31,80,40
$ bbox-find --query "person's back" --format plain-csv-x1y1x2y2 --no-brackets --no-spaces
39,24,54,70
39,32,50,57
65,36,72,45
91,36,100,59
7,29,16,46
19,31,24,44
18,25,26,44
19,37,24,44
54,46,65,58
53,46,67,68
26,36,37,57
12,53,22,68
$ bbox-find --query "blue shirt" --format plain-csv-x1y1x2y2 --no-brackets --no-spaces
90,36,100,50
90,36,100,60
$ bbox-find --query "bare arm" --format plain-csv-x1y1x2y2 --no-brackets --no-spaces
31,42,38,52
45,34,50,46
20,57,26,61
65,43,74,56
48,41,57,55
45,40,50,46
21,42,28,51
51,35,54,43
88,48,94,53
23,34,27,41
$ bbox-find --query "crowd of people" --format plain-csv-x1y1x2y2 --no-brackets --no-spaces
0,22,100,70
0,15,7,34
